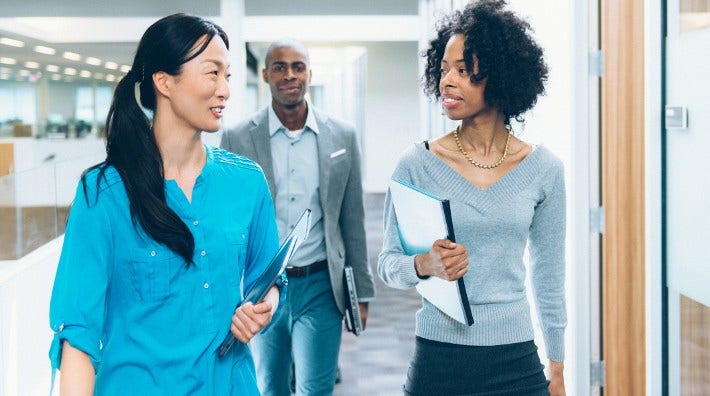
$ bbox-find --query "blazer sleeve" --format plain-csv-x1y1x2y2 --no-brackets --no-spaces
339,129,375,301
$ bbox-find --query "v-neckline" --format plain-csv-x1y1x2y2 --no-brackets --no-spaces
164,145,212,213
417,143,545,213
422,143,539,192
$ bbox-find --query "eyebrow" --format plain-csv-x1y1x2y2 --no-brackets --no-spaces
202,59,230,68
270,61,306,66
441,59,466,64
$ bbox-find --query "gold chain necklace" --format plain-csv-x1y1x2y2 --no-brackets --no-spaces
453,125,511,169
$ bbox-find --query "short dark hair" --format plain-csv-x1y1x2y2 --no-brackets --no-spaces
423,0,548,125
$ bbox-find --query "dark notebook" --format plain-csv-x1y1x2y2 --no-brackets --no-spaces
343,265,363,335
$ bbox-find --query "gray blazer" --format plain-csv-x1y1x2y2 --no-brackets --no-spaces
220,106,375,312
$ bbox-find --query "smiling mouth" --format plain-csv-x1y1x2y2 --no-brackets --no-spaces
210,107,223,114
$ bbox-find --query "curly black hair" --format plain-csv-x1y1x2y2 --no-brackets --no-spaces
423,0,548,125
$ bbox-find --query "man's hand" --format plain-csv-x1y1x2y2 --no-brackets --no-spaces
230,286,279,343
414,239,468,280
358,302,369,330
547,360,565,396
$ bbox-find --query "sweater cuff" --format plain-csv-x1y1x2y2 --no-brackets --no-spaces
402,256,423,286
544,328,565,362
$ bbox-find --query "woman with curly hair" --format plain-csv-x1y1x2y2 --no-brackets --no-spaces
378,1,566,395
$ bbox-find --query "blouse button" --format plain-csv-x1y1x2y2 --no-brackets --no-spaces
203,283,210,289
193,220,199,226
150,250,156,257
200,250,206,256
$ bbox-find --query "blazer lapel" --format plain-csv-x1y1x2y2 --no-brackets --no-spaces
315,112,334,206
249,109,277,199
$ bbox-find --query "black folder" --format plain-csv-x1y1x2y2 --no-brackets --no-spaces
343,266,363,335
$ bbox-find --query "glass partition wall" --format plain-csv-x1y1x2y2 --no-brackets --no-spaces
0,153,104,261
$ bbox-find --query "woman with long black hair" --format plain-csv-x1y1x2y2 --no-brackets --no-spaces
49,13,281,395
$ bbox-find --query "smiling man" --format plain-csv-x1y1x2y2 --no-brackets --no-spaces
220,38,375,396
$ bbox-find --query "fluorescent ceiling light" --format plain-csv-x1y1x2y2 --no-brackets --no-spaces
19,69,31,77
0,37,24,48
64,67,77,76
105,61,118,70
86,57,101,66
34,45,56,55
63,51,81,61
24,61,40,69
46,64,59,72
0,57,17,65
79,70,92,78
106,74,116,82
120,65,131,73
51,74,62,81
0,74,10,80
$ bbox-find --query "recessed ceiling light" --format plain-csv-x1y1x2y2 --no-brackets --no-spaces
106,74,116,82
80,70,92,78
0,67,11,73
64,67,77,76
46,64,59,72
51,74,62,81
34,45,56,55
105,61,118,70
120,65,131,73
0,37,24,48
24,61,40,69
0,57,17,65
86,57,102,66
63,52,81,61
19,69,31,77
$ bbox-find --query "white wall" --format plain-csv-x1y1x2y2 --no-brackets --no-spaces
362,41,421,193
0,238,62,396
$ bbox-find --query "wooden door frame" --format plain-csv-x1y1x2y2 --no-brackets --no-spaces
601,0,647,394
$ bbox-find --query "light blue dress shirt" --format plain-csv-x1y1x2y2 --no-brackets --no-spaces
49,146,280,395
268,103,327,267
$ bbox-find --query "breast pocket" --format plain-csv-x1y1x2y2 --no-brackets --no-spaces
129,248,182,302
225,229,248,286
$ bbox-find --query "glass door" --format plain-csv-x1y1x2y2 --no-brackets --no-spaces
665,0,710,394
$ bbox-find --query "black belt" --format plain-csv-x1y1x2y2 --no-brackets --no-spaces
285,260,328,278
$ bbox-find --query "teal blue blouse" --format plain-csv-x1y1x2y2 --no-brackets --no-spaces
49,146,281,395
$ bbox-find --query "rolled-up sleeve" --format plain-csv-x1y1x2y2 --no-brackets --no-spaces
49,178,113,372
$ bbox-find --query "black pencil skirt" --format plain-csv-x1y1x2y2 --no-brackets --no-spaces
403,337,550,396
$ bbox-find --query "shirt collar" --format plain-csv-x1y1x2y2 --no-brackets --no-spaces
267,101,319,137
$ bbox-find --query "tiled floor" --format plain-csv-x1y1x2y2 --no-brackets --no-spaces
333,193,419,396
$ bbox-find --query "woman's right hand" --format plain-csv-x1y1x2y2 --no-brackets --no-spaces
414,239,468,280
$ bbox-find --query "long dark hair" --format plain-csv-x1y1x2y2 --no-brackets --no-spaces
82,13,229,264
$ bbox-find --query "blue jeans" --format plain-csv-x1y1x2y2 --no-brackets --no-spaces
251,269,342,396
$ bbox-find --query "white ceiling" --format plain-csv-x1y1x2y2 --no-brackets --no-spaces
0,0,419,83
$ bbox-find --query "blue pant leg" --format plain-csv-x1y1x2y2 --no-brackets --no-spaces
291,271,343,396
251,298,294,396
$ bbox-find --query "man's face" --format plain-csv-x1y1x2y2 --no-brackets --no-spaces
262,46,311,108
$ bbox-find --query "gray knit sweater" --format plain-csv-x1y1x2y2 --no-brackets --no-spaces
378,143,567,361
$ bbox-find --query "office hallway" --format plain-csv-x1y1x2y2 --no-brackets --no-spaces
334,193,419,396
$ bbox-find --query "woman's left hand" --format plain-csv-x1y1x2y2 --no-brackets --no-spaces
230,286,279,343
548,360,566,396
